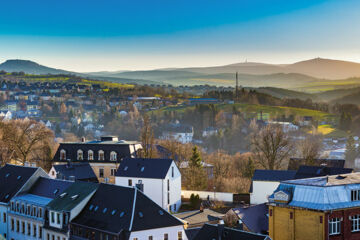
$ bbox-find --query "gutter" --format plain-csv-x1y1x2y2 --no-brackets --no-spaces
129,187,137,231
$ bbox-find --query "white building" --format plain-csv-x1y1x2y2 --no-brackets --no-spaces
250,169,296,205
267,121,299,132
162,123,194,144
115,158,182,212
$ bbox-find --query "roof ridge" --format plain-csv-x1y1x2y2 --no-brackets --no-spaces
128,187,137,231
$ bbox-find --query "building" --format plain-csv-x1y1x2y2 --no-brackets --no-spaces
191,223,271,240
52,136,142,183
0,164,47,239
225,203,268,234
115,158,182,212
175,209,224,229
43,181,98,240
250,170,296,204
288,157,345,170
49,162,98,182
293,165,353,179
266,121,299,132
162,123,194,144
70,183,187,240
268,172,360,240
7,177,73,240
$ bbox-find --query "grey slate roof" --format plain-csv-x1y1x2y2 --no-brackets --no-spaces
0,164,38,203
47,181,98,211
294,165,353,179
71,183,183,234
232,203,268,234
288,158,345,170
115,158,174,179
252,170,296,182
29,177,73,199
52,163,97,181
193,223,270,240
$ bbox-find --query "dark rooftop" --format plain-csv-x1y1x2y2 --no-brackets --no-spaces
231,203,268,234
115,158,174,179
29,177,73,199
252,169,296,182
52,163,97,182
0,164,38,203
288,158,345,170
294,165,353,179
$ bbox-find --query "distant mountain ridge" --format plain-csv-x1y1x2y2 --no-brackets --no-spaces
0,59,72,75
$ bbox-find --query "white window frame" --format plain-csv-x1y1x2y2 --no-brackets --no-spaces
98,150,105,161
60,149,66,160
351,190,360,201
351,215,360,232
77,150,83,161
110,151,117,161
88,150,94,161
329,217,341,235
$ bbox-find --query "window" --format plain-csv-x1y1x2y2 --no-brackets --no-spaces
21,221,25,234
57,212,61,224
3,212,6,223
167,179,170,191
11,218,14,231
60,149,66,160
164,233,168,240
27,223,31,235
329,218,341,235
352,215,360,232
111,168,116,176
128,179,132,186
33,224,37,237
168,192,170,204
51,212,55,223
178,231,183,240
172,166,174,178
77,150,83,160
39,226,42,238
27,205,31,215
16,220,19,232
351,190,360,201
98,150,105,161
88,150,94,160
99,168,104,178
33,206,37,217
149,236,153,240
110,151,117,161
39,208,42,218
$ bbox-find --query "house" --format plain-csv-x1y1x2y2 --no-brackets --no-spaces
266,121,299,132
52,136,142,184
293,165,353,179
49,162,98,182
115,158,181,212
0,164,47,239
43,181,98,240
250,170,296,204
174,209,224,229
70,183,187,240
202,127,218,138
192,223,271,240
7,177,73,240
162,123,194,144
0,110,12,121
268,172,360,240
288,158,345,170
225,203,268,234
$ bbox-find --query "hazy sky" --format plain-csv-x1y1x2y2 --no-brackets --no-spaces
1,0,360,72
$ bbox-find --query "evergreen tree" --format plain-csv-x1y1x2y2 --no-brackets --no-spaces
189,146,202,168
243,157,255,179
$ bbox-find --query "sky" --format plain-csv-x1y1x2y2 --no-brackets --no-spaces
0,0,360,72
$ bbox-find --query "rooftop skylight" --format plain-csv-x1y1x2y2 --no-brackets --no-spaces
103,208,107,213
5,173,10,178
120,211,125,217
140,167,145,172
60,193,67,198
17,176,22,180
138,212,143,218
71,195,79,200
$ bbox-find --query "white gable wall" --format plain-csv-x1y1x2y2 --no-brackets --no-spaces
250,180,280,205
129,225,187,240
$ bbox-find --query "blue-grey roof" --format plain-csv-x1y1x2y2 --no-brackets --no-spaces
270,173,360,211
52,163,97,181
294,166,353,179
115,158,174,179
252,170,296,182
29,177,73,199
13,194,52,206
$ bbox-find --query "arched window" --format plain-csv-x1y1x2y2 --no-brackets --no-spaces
60,149,66,161
77,150,83,161
98,150,104,161
88,150,94,161
110,151,117,161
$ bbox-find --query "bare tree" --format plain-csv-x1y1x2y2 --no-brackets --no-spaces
139,115,155,158
0,119,55,167
298,134,323,165
251,125,292,170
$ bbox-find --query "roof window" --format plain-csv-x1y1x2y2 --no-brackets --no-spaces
103,208,107,213
120,211,125,217
53,189,59,195
111,210,117,215
89,205,94,211
138,212,143,218
94,206,99,211
60,193,67,198
17,176,22,180
140,167,145,172
159,210,164,215
5,173,10,178
71,195,79,200
124,166,128,171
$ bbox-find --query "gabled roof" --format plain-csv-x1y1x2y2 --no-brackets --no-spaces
47,181,98,212
193,223,270,240
115,158,174,179
231,203,268,234
294,165,353,179
288,158,345,170
71,184,183,234
28,177,73,199
0,164,38,203
52,163,97,181
174,209,224,226
252,169,296,182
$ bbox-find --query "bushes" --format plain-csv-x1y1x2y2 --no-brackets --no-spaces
190,194,201,209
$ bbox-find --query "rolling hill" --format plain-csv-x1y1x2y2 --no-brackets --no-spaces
0,59,73,75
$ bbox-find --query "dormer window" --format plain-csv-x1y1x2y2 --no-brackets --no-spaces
98,150,104,161
351,190,360,201
77,150,83,161
60,149,66,160
88,150,94,161
110,151,117,161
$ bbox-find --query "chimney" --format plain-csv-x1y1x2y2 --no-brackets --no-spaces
199,203,204,212
218,220,225,240
69,176,76,182
81,137,86,142
24,162,30,167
